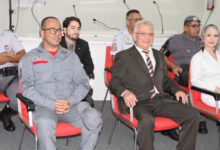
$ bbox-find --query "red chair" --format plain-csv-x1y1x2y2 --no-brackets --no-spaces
167,55,188,93
0,93,9,102
101,46,113,112
188,63,220,119
109,94,180,150
16,85,81,150
188,64,220,148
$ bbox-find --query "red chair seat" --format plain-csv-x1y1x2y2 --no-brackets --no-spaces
113,95,179,130
30,122,81,137
114,112,179,130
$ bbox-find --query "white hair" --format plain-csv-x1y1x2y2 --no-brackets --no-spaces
133,20,154,34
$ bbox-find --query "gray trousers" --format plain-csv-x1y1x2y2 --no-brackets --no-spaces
33,104,101,150
0,74,18,111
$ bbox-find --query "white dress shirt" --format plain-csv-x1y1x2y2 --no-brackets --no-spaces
191,49,220,107
136,45,159,94
135,45,156,71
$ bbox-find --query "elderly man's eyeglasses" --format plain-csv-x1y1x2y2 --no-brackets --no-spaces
188,24,201,28
136,32,154,37
42,28,62,34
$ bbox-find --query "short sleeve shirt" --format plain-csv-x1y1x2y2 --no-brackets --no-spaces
167,32,201,65
111,29,134,55
0,29,24,68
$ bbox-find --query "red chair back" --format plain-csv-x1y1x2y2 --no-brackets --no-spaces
111,95,179,130
104,46,113,87
167,55,188,93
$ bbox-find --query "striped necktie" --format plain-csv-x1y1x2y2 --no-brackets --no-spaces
143,51,154,77
142,50,156,98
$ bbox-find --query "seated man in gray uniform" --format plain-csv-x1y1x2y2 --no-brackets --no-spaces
0,29,25,131
161,15,208,134
19,16,102,150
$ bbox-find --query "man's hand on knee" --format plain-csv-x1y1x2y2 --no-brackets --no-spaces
122,90,138,108
55,99,70,114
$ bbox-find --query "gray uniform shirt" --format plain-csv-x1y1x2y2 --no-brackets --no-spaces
19,43,90,110
168,32,201,65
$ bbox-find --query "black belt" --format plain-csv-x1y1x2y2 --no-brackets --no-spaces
0,66,18,76
0,68,3,74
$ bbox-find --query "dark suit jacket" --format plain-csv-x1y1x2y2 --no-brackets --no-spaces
109,46,180,113
60,36,94,78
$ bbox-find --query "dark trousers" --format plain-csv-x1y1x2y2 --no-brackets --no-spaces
134,99,200,150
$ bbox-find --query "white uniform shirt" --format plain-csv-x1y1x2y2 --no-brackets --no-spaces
191,49,220,107
111,29,134,56
0,29,24,68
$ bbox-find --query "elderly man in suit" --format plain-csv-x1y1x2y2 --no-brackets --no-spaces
109,20,200,150
60,16,95,107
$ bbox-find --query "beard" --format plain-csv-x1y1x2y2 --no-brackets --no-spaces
66,32,79,41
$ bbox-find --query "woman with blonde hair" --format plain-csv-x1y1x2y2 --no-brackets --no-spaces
191,24,220,107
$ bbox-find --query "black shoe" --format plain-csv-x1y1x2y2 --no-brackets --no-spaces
161,129,179,141
199,121,208,134
0,105,16,131
216,121,220,126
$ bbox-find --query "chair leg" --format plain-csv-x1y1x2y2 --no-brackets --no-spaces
133,128,138,150
18,124,26,150
218,124,220,150
35,136,38,150
101,88,109,112
66,137,69,146
108,118,119,144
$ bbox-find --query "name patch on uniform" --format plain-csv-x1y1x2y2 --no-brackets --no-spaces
32,56,48,65
111,43,117,52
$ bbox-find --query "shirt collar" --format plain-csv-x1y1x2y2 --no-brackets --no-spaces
37,42,68,54
135,45,153,54
182,32,200,41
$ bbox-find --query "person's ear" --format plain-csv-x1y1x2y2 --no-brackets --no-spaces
40,30,44,38
132,33,136,42
63,28,67,35
184,25,188,33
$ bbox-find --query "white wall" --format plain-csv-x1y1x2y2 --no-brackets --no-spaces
1,0,206,37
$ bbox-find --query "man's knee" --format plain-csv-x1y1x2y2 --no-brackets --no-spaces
182,107,200,125
190,108,200,122
77,102,103,133
35,114,57,135
138,115,154,130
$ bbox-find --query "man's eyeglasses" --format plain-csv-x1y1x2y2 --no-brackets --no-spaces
128,18,143,22
42,28,62,34
188,24,201,29
136,32,154,37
